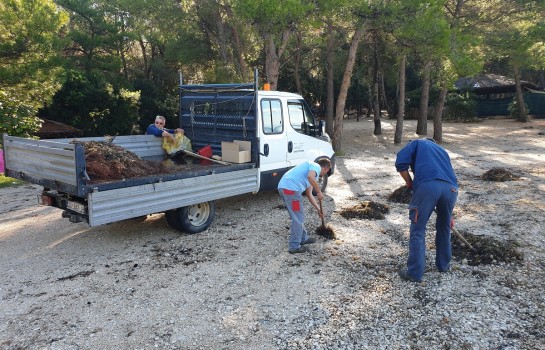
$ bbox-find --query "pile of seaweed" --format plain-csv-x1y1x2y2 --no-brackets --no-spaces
75,141,170,183
316,224,336,239
481,167,520,182
388,185,412,204
339,201,390,220
452,231,524,265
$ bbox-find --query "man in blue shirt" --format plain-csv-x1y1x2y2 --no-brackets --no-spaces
395,138,458,282
278,159,331,254
145,115,184,141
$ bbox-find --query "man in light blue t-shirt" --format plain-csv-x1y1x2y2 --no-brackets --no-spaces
278,159,331,254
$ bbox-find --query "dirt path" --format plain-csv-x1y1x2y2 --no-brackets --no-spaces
1,117,544,349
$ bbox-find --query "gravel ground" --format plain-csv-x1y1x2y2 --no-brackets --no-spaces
1,117,545,350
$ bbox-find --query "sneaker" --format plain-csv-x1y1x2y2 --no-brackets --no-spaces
398,269,421,282
288,246,310,254
302,237,317,245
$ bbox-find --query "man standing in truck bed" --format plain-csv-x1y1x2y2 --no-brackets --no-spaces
278,159,331,254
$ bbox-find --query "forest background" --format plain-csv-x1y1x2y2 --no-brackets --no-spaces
1,0,544,153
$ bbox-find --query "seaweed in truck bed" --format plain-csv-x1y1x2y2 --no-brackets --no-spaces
74,140,171,183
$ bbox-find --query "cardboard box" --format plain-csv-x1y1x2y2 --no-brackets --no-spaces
221,140,251,163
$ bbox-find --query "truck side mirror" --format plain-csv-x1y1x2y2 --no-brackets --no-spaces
319,120,325,136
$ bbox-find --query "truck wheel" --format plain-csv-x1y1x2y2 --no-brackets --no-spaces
312,173,329,196
165,209,183,231
319,173,329,193
164,201,216,234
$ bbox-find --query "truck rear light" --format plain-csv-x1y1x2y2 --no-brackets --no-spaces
38,194,54,206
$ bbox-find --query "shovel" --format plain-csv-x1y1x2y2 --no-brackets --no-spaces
170,149,229,165
451,226,477,252
316,198,336,239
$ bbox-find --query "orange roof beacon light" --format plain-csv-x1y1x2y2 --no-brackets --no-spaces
263,83,271,91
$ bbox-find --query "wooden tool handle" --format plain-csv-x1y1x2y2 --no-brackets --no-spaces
319,199,326,227
452,227,477,251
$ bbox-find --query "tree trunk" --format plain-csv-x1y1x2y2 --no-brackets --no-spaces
223,4,248,80
367,83,373,119
513,64,528,122
139,39,149,80
264,30,291,90
118,13,129,81
394,54,406,144
380,71,391,118
372,45,382,135
433,81,448,143
332,28,363,153
215,11,230,64
373,79,381,135
294,31,302,95
417,60,432,135
326,20,335,137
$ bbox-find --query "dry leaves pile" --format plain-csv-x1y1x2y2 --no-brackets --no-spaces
75,141,169,183
339,200,390,220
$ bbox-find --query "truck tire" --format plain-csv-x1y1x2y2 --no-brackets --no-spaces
165,209,183,231
312,173,329,196
164,201,216,234
319,173,329,193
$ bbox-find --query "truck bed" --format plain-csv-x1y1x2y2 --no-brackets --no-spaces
3,134,259,226
3,134,257,197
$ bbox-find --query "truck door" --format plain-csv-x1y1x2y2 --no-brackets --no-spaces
285,99,319,166
259,98,288,173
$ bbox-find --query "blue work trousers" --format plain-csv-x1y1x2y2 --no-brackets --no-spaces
407,180,458,280
278,188,309,250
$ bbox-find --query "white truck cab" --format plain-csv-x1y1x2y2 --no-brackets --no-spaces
256,90,335,191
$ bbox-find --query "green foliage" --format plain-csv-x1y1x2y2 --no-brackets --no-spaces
56,0,123,74
443,93,477,122
405,87,441,108
134,78,179,133
481,0,544,76
0,0,68,138
233,0,313,38
0,175,26,188
39,71,140,136
0,91,42,139
1,0,543,144
507,98,529,121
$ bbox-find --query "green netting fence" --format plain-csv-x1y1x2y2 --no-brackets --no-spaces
475,93,545,117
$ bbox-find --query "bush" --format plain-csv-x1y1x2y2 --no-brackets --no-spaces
0,91,42,140
507,98,529,122
39,71,141,137
443,93,477,121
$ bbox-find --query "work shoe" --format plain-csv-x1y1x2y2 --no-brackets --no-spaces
302,237,317,245
398,269,421,282
289,246,310,254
